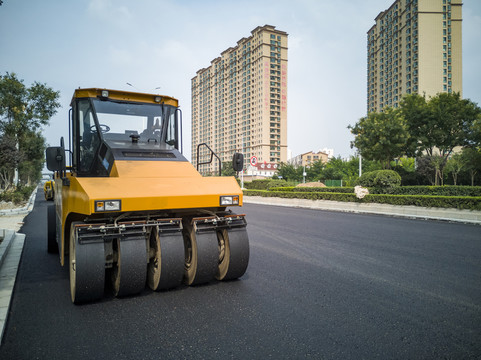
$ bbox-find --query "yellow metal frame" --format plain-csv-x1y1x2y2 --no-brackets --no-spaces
56,88,242,266
71,88,179,107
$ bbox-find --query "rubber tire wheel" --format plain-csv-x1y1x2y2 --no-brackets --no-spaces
148,229,184,291
219,227,249,281
69,222,105,304
47,205,58,254
216,229,230,280
111,237,148,297
183,221,218,286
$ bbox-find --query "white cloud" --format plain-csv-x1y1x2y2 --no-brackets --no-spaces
108,46,133,67
87,0,132,25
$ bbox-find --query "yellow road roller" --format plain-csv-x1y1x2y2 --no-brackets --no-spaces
46,88,249,303
43,180,54,201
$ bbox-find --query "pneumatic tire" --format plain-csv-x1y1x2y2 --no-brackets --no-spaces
47,205,58,254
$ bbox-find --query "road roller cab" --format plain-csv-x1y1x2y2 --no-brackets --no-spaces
46,88,249,303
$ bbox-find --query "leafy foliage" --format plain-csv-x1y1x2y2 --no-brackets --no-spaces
461,148,481,186
350,93,481,184
221,161,237,177
244,179,296,190
0,185,35,205
349,108,409,169
356,170,401,188
0,72,60,189
374,170,401,188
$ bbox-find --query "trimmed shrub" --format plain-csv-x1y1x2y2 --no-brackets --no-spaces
373,170,401,188
0,185,35,205
356,171,379,187
243,189,481,211
370,185,481,196
244,179,295,190
270,186,355,194
357,170,401,188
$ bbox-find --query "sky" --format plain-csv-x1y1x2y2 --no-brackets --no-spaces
1,0,480,161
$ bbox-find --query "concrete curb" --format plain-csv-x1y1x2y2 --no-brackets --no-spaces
0,230,16,270
244,196,481,225
0,187,37,217
0,232,25,343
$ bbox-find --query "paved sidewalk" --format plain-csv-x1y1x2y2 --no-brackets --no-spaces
0,231,24,341
0,187,36,344
244,196,481,225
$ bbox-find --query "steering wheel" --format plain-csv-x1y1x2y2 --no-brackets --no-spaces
90,124,110,133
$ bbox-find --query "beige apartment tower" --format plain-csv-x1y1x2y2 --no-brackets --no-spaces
192,25,288,174
367,0,462,113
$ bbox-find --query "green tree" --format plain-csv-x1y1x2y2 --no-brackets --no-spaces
0,134,21,189
306,159,325,182
320,156,345,181
349,108,409,169
18,130,46,185
461,148,481,186
445,153,465,185
400,92,481,185
276,162,302,182
471,114,481,149
221,161,237,177
318,156,380,186
0,72,60,187
416,156,436,185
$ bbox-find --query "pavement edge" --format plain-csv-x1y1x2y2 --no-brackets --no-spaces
244,196,481,225
0,233,25,344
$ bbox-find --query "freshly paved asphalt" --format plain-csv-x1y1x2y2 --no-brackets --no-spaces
0,193,480,359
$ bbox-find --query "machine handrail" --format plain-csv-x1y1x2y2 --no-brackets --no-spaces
196,143,222,176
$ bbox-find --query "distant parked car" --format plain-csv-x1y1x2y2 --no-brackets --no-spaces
43,180,54,201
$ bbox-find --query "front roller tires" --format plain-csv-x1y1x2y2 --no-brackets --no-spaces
67,213,249,303
183,221,219,286
148,228,185,291
47,205,58,254
69,222,105,304
216,227,249,281
183,216,250,286
111,237,148,297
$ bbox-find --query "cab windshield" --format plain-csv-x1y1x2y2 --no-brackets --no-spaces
92,99,178,148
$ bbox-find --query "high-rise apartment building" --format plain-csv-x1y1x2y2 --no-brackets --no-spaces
191,25,288,174
367,0,462,113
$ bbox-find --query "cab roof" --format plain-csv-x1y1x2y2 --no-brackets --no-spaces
71,88,179,107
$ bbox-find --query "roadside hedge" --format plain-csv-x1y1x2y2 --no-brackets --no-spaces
269,185,481,197
243,189,481,211
270,186,355,194
244,179,297,190
370,186,481,197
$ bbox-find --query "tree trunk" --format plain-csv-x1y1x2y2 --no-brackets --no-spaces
13,136,19,186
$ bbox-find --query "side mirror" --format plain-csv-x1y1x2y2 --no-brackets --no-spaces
232,153,244,172
46,146,65,171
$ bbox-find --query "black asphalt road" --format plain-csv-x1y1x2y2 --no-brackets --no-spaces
1,192,480,359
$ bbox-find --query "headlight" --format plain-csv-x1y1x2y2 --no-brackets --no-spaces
95,200,121,212
220,195,239,206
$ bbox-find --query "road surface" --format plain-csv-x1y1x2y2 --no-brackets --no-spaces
1,193,480,359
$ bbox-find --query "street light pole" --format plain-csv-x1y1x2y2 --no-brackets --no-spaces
359,154,362,177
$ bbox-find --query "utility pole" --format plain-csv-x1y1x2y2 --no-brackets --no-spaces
359,154,362,177
241,134,245,189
